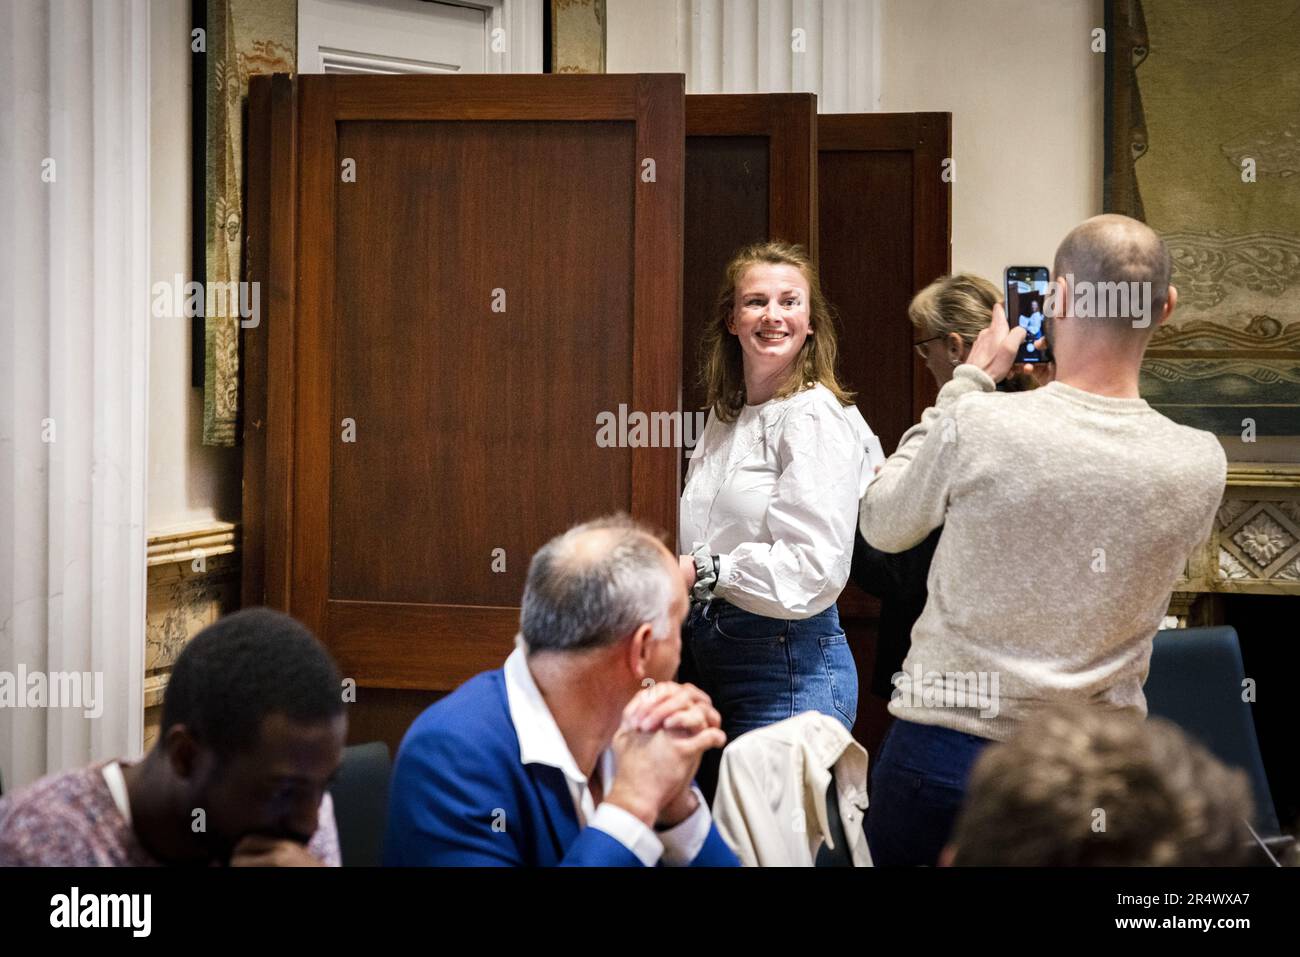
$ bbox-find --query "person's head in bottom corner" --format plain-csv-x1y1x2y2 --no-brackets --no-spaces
153,607,347,864
943,702,1254,866
520,513,687,697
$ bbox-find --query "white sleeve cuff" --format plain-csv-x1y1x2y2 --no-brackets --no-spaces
589,802,663,867
717,552,736,588
658,786,712,866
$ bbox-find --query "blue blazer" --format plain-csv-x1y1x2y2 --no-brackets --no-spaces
383,669,739,867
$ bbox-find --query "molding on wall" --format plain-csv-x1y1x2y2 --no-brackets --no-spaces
147,520,238,566
1226,463,1300,489
144,521,241,749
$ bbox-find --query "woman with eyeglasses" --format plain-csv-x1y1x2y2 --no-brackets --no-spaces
852,273,1042,705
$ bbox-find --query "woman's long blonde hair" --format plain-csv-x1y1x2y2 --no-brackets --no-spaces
698,241,854,423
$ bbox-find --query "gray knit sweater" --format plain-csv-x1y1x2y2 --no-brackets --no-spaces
859,364,1226,741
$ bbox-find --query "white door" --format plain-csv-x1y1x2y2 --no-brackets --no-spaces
298,0,543,75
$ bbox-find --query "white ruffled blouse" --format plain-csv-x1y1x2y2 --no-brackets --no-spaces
680,383,886,619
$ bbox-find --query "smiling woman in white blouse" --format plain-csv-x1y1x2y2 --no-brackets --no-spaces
678,242,884,783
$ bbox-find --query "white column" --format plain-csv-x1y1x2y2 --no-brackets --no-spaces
0,0,149,790
673,0,879,109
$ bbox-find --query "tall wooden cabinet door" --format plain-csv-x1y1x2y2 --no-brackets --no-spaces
682,94,818,437
817,112,952,456
249,74,684,697
817,111,951,752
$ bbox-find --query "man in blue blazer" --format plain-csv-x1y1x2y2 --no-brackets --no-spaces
384,516,739,866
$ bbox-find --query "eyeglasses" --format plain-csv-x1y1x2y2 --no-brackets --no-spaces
913,335,943,359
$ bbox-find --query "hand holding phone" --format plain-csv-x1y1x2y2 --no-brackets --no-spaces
1004,266,1052,364
966,302,1028,383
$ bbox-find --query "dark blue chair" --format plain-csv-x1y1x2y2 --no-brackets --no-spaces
329,741,392,867
1145,627,1285,847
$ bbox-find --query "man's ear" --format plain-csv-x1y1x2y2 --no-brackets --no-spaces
1158,284,1177,327
1050,275,1070,321
946,331,965,361
162,725,201,781
938,843,958,867
627,622,656,682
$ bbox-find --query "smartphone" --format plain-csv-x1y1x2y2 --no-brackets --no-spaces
1004,266,1052,364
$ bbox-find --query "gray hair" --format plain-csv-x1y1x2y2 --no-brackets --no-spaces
520,514,677,654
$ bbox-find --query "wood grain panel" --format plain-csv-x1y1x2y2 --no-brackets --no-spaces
817,111,951,454
683,136,769,418
631,74,685,545
681,93,817,478
818,147,915,456
326,600,518,691
243,74,298,610
330,120,636,605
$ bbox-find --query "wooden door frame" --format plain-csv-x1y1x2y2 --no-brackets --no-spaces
243,74,299,613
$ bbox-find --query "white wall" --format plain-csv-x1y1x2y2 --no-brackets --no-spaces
879,0,1104,286
148,0,241,533
607,0,684,73
608,0,1105,285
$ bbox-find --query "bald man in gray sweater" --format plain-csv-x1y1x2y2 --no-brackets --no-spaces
859,215,1227,866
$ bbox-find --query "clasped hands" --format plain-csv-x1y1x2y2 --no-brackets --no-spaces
605,681,725,831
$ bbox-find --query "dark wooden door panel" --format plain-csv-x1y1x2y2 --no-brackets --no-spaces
818,146,916,455
818,112,951,455
246,74,684,694
243,74,298,611
682,93,817,470
330,120,636,607
684,135,770,421
326,601,518,690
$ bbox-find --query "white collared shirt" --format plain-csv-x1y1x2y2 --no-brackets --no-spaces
681,383,885,619
502,641,712,866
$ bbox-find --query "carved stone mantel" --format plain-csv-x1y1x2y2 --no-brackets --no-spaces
1170,463,1300,624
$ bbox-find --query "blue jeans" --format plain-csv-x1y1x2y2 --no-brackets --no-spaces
680,599,859,803
865,718,992,866
681,599,858,737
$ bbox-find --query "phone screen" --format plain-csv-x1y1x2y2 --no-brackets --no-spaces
1004,266,1051,364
